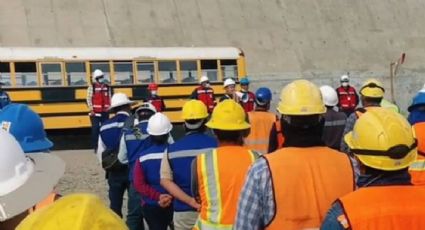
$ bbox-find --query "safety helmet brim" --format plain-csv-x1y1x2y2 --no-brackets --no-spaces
0,153,65,221
21,138,53,153
108,100,135,111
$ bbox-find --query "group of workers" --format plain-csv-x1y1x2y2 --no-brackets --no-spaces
0,66,425,230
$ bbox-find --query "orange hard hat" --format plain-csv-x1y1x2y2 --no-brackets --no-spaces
148,83,158,90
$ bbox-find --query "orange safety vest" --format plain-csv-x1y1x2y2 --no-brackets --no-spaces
244,111,278,154
263,147,354,230
275,121,285,149
409,122,425,185
28,192,58,213
339,185,425,230
194,146,258,230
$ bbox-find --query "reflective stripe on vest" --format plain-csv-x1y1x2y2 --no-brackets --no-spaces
339,185,425,229
29,192,57,213
263,147,354,230
337,87,357,109
92,83,110,113
196,148,258,229
244,111,277,154
324,119,346,127
100,121,125,132
410,157,425,185
168,148,213,159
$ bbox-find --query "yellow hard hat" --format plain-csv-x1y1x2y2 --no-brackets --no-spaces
182,100,208,120
360,78,385,98
16,193,128,230
206,99,250,130
277,79,326,115
344,107,417,171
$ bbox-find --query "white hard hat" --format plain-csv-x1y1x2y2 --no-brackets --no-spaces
136,102,157,114
420,83,425,93
147,113,172,136
0,130,65,221
200,76,209,83
109,93,134,110
223,78,236,88
340,75,349,82
92,69,104,82
320,85,339,107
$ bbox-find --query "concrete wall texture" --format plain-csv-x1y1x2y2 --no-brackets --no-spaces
0,0,424,111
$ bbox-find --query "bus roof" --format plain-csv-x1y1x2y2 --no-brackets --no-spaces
0,47,243,61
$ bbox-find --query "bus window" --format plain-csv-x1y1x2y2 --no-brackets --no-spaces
0,63,11,86
66,62,87,86
180,61,197,83
15,62,38,86
201,60,218,82
90,62,111,84
114,61,133,85
41,63,63,86
136,62,155,83
221,60,238,80
158,61,177,84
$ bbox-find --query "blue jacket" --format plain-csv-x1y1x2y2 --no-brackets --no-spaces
100,112,129,151
138,143,168,206
124,120,150,181
167,131,217,211
321,171,411,230
0,91,11,109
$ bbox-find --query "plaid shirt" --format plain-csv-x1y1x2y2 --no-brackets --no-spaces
234,158,275,230
86,85,93,110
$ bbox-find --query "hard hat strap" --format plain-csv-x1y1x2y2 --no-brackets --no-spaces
352,141,417,159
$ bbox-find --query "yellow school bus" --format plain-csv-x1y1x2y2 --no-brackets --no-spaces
0,47,246,129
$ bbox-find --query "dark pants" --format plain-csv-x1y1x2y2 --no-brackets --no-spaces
127,184,145,230
142,204,173,230
90,112,109,151
107,170,129,217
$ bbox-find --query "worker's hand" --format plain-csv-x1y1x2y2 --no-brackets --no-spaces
158,194,172,208
188,198,201,211
89,110,95,116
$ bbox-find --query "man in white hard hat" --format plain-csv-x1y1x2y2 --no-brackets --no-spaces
220,78,239,102
87,69,111,152
0,130,65,230
320,85,347,150
335,74,359,116
190,76,216,113
97,92,135,220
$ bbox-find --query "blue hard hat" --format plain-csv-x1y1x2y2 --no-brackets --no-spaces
240,78,250,85
408,92,425,112
255,87,272,105
0,103,53,153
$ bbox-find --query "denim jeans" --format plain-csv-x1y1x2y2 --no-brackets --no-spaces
142,204,173,230
107,170,129,217
90,112,109,151
127,184,144,230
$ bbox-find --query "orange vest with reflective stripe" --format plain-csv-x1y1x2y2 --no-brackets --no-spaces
244,111,277,154
28,192,57,213
264,147,354,230
194,146,258,230
409,122,425,185
339,185,425,230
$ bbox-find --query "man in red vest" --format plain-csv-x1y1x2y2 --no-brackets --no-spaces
147,83,166,112
336,75,359,116
239,78,255,113
190,76,216,113
87,69,111,152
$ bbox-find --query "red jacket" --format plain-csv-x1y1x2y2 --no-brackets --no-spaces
240,91,255,112
148,95,165,112
191,86,215,113
336,86,358,111
92,82,111,113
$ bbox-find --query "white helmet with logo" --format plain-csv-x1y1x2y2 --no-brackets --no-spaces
223,78,236,88
109,93,134,110
200,76,209,84
92,69,104,82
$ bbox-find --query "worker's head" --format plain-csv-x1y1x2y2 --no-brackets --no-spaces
240,78,250,91
359,79,384,107
277,80,326,146
0,104,53,153
408,84,425,113
0,130,65,230
255,87,272,111
199,76,210,88
148,83,158,95
109,93,134,114
344,108,417,175
223,78,236,95
15,193,127,230
135,102,156,122
340,75,350,87
147,113,172,144
206,100,250,145
181,100,208,132
92,69,104,83
320,85,339,108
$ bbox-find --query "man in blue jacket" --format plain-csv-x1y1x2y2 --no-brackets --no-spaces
160,100,217,230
